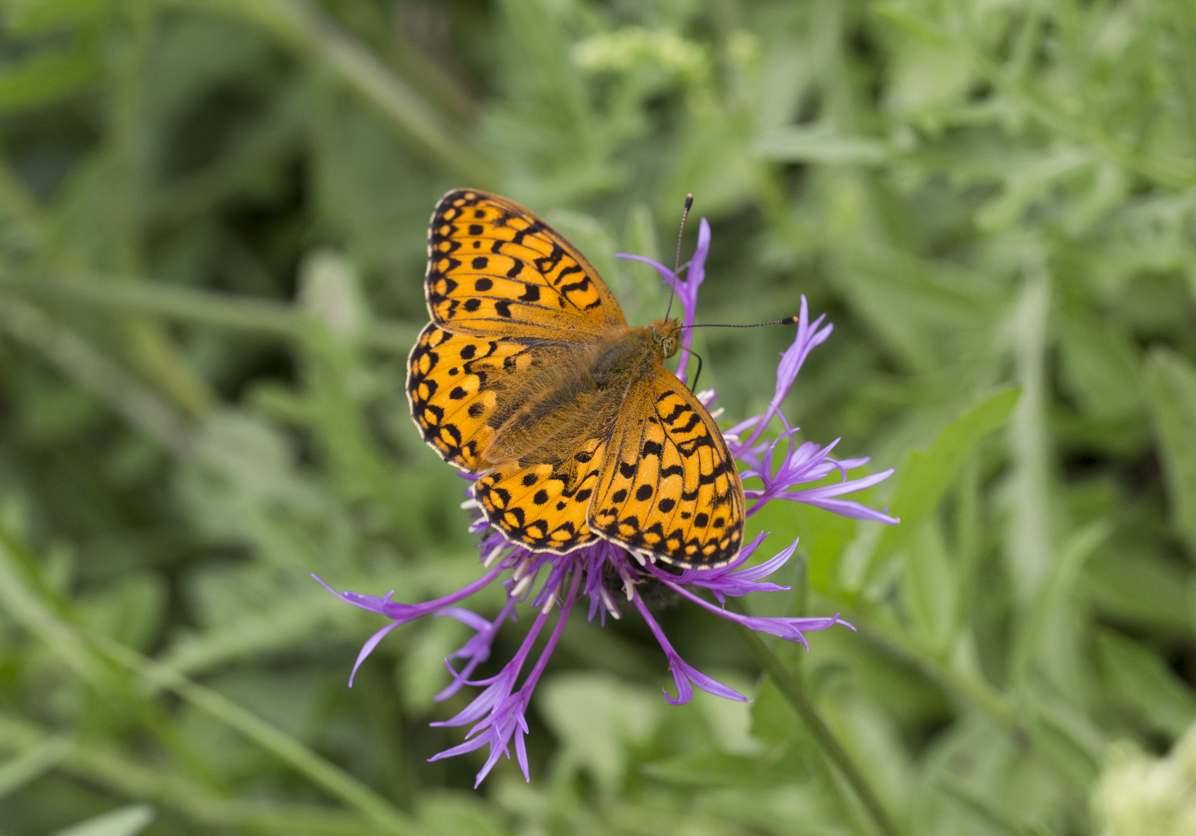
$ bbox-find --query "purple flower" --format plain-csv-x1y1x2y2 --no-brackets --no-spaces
316,219,897,786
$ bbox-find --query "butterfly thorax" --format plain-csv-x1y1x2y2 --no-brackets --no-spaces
474,320,681,471
590,319,681,382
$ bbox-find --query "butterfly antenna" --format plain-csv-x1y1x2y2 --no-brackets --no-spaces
664,193,693,322
683,315,801,329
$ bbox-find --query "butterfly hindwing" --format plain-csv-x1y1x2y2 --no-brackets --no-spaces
426,190,626,340
589,368,744,568
474,437,608,554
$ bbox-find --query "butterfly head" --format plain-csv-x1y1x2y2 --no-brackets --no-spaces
646,318,683,361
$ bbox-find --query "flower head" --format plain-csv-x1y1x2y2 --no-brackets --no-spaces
316,220,897,787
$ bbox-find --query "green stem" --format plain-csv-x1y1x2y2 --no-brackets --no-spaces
0,536,419,836
736,625,903,836
0,714,376,836
850,604,1019,731
0,300,195,457
2,271,419,352
207,0,498,188
93,636,420,836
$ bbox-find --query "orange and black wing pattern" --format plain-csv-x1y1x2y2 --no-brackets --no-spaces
589,369,745,568
472,436,609,554
407,323,543,471
425,189,625,340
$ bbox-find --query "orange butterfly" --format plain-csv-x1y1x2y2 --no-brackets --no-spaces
406,190,744,569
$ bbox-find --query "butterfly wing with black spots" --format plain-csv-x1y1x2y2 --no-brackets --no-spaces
588,368,745,568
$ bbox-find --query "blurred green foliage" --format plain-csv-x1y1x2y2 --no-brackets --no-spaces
1,0,1195,834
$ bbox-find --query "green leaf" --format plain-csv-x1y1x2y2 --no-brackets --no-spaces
537,673,661,792
750,677,799,746
50,805,155,836
904,518,956,652
0,736,71,799
1081,549,1193,635
754,123,895,164
641,750,793,788
1056,311,1142,422
1032,702,1103,790
5,0,113,35
864,387,1021,585
76,573,167,652
1145,349,1196,559
416,791,512,836
1096,631,1196,739
0,50,101,112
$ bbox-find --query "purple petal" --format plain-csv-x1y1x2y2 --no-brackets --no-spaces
777,492,900,524
672,657,748,704
658,578,851,650
615,253,675,283
690,218,711,288
313,563,506,620
628,580,746,705
434,600,516,701
435,607,492,633
348,621,402,687
740,296,834,449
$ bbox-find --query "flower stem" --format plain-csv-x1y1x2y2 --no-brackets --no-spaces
735,625,902,836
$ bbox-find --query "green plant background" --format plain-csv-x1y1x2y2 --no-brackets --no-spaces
2,1,1196,834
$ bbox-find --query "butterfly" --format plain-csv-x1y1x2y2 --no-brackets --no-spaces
406,190,744,569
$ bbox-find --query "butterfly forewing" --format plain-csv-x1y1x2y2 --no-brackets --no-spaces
427,190,626,340
589,368,745,568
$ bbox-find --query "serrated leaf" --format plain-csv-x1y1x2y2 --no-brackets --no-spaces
5,0,113,35
0,737,71,799
1081,549,1192,635
1056,312,1142,422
